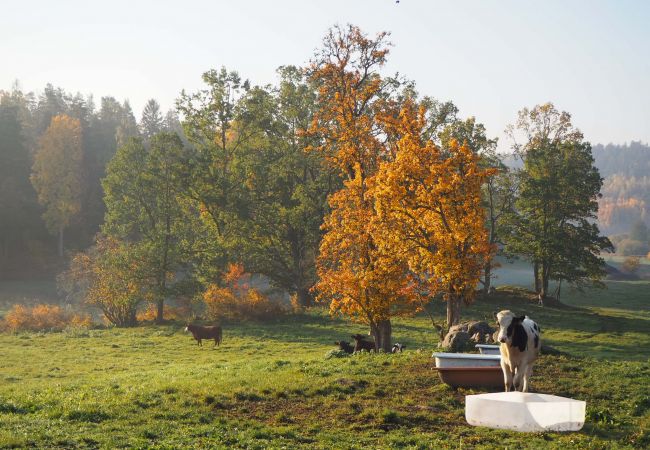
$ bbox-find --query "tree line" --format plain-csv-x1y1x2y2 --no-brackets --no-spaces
1,26,613,346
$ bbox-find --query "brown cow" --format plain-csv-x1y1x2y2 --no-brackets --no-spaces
185,324,222,347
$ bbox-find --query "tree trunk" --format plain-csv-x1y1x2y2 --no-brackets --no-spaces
540,262,550,299
296,287,313,308
533,261,541,293
446,296,461,328
156,297,165,324
483,264,492,296
58,226,64,258
376,319,392,352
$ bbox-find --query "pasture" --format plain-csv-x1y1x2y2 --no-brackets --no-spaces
0,281,649,449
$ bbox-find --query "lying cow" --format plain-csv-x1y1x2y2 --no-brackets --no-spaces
494,310,541,392
185,323,222,347
351,334,376,352
391,343,405,353
335,340,355,354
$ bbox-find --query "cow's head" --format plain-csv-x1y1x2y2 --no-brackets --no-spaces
493,310,525,344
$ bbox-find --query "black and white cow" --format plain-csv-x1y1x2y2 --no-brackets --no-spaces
493,310,541,392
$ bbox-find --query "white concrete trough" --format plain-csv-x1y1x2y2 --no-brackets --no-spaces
466,392,586,432
475,344,500,355
432,352,501,368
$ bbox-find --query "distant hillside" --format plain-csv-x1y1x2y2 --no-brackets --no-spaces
500,142,650,236
593,142,650,235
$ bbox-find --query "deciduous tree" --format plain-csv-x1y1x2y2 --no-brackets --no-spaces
506,103,613,299
308,25,414,350
373,100,494,327
31,114,83,257
102,133,191,323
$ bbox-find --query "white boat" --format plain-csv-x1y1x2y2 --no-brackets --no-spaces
465,392,586,432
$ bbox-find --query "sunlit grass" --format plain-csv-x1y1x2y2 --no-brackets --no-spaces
1,281,649,448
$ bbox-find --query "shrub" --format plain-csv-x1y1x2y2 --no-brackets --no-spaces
203,263,287,322
60,236,151,327
2,304,92,333
622,256,641,274
136,297,193,322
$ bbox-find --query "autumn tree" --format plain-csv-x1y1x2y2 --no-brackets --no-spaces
31,114,83,257
61,236,152,327
373,100,494,327
506,103,613,298
308,25,419,351
102,133,191,323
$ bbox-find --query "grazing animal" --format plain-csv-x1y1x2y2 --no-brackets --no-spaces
351,334,376,352
391,343,405,353
494,310,541,392
335,340,355,354
185,324,222,347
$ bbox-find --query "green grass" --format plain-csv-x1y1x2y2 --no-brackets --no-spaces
0,281,649,448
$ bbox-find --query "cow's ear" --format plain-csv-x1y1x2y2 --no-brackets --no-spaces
493,311,499,321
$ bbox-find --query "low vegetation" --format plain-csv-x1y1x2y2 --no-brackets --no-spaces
1,283,648,448
1,303,91,333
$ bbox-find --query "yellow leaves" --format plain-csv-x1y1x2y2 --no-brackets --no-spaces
31,114,83,233
203,263,286,322
372,108,494,306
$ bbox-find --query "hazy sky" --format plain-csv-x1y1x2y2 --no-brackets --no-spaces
2,0,649,150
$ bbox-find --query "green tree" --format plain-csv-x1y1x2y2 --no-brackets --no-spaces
31,114,84,257
506,103,613,299
0,100,37,266
140,99,164,142
176,67,251,283
237,66,337,307
102,133,191,323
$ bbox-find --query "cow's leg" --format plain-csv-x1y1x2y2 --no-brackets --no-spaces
512,366,521,391
214,338,218,347
198,339,202,347
501,360,513,392
522,364,534,392
513,364,527,392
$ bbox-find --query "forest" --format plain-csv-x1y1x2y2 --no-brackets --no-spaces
0,25,647,339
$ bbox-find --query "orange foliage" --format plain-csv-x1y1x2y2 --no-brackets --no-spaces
373,100,494,325
309,26,493,341
203,263,286,322
2,304,92,333
136,298,193,322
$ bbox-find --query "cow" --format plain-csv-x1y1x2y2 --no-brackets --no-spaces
493,310,541,392
391,343,405,353
351,334,376,352
185,324,222,347
335,340,355,354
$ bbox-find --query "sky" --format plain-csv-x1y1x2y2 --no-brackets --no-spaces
2,0,649,151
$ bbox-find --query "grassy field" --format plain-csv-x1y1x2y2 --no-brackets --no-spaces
0,281,649,448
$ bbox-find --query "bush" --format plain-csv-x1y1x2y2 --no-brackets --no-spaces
2,304,92,333
622,256,641,274
203,264,287,322
136,297,194,322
